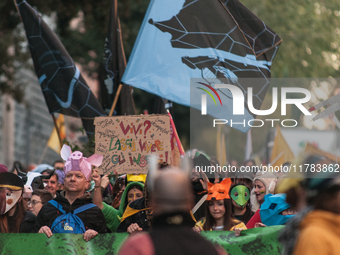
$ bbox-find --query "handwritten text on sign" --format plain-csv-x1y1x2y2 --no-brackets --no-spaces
94,115,171,174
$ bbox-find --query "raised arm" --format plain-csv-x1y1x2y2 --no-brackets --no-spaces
91,169,104,210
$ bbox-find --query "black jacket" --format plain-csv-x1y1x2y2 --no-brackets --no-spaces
149,211,220,255
32,191,107,233
116,197,149,232
20,211,36,233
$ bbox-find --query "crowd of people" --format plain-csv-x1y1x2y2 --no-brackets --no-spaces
1,146,339,254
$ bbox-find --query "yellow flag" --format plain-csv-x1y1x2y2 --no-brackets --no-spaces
270,126,295,167
47,114,66,154
304,142,338,162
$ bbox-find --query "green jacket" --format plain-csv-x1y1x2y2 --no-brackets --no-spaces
102,181,144,232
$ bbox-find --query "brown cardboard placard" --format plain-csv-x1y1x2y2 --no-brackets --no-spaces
94,115,171,175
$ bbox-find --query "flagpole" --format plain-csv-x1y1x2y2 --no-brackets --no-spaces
52,113,63,148
109,84,123,116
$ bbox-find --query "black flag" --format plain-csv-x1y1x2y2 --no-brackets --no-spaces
100,0,135,115
15,0,106,135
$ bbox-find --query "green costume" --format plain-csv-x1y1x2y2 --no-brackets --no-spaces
101,181,144,232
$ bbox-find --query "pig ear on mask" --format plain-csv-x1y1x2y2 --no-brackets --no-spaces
87,154,103,167
60,144,72,161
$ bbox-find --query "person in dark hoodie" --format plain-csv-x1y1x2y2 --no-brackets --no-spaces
32,145,107,241
92,169,144,232
116,162,171,234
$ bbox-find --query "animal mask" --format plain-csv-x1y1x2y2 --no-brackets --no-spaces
0,172,24,215
207,178,232,201
230,185,250,207
260,194,295,226
60,144,103,180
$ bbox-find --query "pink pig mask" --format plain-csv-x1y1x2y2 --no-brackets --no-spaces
60,144,103,180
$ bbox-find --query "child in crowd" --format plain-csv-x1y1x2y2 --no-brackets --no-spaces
193,178,247,235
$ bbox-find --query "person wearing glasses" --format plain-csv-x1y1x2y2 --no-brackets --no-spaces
29,189,53,216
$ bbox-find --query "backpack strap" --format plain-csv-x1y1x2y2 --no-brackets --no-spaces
48,200,66,214
73,203,97,215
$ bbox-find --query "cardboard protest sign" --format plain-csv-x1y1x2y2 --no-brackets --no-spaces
94,115,171,174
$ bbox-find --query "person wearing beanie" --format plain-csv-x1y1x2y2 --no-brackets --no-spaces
32,145,107,241
246,171,277,228
250,171,277,212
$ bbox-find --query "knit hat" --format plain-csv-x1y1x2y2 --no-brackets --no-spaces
0,164,8,173
254,172,277,193
250,171,277,212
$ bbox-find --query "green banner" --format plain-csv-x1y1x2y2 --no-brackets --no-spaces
0,233,129,255
0,226,283,255
201,225,284,255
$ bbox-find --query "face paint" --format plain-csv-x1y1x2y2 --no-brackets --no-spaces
127,188,143,204
133,190,137,203
128,189,137,204
0,187,22,215
230,185,250,207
